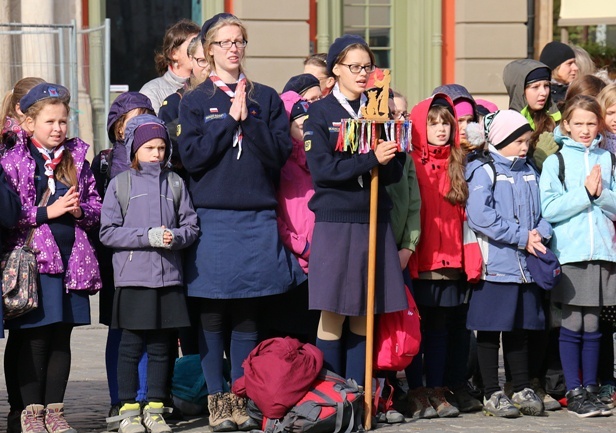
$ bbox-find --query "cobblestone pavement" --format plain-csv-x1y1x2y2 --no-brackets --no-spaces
0,294,614,432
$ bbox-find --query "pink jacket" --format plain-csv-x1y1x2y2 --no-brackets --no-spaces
276,91,315,273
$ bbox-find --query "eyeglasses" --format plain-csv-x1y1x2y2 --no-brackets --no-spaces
340,64,376,74
212,40,248,50
193,57,208,68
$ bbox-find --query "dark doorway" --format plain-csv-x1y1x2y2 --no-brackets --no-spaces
106,0,194,91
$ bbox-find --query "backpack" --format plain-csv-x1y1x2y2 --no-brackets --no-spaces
259,369,363,433
115,169,182,218
555,150,616,191
374,286,421,371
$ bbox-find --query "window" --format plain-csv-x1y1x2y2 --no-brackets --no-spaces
343,0,392,68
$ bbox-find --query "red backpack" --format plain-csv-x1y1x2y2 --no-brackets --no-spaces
259,369,363,433
374,286,421,371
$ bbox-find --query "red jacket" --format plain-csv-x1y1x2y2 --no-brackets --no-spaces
408,94,481,282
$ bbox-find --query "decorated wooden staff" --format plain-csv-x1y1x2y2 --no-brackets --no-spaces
334,69,411,429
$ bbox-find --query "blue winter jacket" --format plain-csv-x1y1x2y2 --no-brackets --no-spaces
539,127,616,265
466,149,552,283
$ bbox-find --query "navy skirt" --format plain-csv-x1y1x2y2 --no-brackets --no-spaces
412,279,466,308
4,272,90,330
185,208,306,299
308,221,407,316
466,280,545,331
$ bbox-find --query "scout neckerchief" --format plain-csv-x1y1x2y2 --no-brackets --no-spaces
210,70,247,159
31,137,64,195
332,83,367,120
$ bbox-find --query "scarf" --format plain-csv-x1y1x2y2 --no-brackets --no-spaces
209,71,247,159
332,83,367,119
31,138,64,194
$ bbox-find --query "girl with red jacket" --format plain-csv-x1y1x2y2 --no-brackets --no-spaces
407,95,482,418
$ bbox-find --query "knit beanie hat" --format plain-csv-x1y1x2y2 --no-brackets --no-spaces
455,100,474,118
290,100,311,122
485,110,532,150
133,123,168,154
475,98,498,116
326,34,369,75
283,74,320,95
525,67,551,86
539,41,575,71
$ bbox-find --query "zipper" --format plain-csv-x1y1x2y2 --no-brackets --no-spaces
119,251,132,276
585,149,595,258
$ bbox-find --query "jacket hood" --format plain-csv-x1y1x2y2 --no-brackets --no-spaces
432,84,478,122
107,92,154,142
410,93,459,164
553,124,603,151
123,114,172,167
503,59,559,115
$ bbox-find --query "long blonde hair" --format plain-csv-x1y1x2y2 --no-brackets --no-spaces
1,77,46,125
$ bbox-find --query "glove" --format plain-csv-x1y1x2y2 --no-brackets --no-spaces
148,227,172,248
533,132,559,172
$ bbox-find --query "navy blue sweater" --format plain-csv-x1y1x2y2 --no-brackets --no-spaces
304,94,404,223
177,79,292,210
0,164,20,254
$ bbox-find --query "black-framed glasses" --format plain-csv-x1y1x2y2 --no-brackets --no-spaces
212,40,248,50
340,64,376,74
193,57,208,68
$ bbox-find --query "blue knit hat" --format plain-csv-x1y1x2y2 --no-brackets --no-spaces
526,248,562,291
326,34,369,75
20,83,70,112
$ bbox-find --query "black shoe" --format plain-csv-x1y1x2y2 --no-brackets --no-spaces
7,409,21,433
566,387,602,418
451,386,483,413
585,385,613,416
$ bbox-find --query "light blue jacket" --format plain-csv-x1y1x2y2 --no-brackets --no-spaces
466,149,552,283
539,126,616,265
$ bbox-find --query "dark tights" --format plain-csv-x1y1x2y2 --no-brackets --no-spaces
477,330,528,398
12,323,74,405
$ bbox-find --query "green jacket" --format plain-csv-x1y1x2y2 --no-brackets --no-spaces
385,154,421,251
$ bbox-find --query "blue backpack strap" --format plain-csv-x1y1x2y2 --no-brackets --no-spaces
165,171,182,213
115,170,131,219
466,151,497,192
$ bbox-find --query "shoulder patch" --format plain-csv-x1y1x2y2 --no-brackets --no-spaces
304,140,312,152
176,124,181,136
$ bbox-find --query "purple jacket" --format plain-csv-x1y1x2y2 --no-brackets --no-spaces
1,131,102,292
99,162,199,288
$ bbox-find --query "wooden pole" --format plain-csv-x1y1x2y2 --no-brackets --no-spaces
363,165,379,430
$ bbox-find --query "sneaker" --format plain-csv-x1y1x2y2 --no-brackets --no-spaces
44,404,77,433
228,393,259,431
530,378,561,411
511,388,544,416
585,385,613,416
482,391,520,418
566,387,602,418
207,393,238,432
427,387,459,418
451,386,482,413
598,384,616,409
109,402,146,433
406,388,438,419
20,405,46,433
143,402,172,433
7,409,22,433
503,381,513,398
107,404,122,431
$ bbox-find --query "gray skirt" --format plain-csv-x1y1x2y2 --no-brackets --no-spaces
551,261,616,307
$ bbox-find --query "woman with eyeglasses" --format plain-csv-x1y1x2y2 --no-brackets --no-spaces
177,13,303,432
303,34,407,387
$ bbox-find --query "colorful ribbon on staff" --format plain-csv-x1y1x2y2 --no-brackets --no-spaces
335,119,412,154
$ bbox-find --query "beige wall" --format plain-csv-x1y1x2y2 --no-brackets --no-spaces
455,0,528,109
235,0,310,92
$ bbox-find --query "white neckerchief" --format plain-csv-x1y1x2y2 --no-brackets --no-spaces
332,83,367,120
209,71,247,159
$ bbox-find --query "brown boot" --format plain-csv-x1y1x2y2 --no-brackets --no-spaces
207,393,237,432
228,393,259,431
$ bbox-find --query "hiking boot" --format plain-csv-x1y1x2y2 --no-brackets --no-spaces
228,393,259,431
143,402,172,433
566,387,601,418
427,387,459,418
585,385,613,416
406,388,437,419
482,391,520,418
530,377,561,411
108,402,146,433
598,384,616,409
511,388,544,416
20,404,46,433
207,393,237,432
451,386,482,413
7,409,22,433
107,404,122,431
